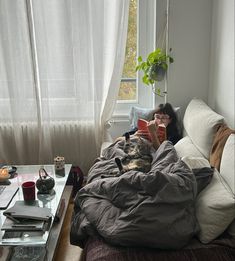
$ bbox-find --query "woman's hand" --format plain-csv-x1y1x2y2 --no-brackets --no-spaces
147,119,158,132
134,129,149,139
147,120,160,150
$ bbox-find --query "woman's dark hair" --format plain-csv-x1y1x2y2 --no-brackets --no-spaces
155,103,182,144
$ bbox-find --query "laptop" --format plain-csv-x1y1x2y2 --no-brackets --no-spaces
0,185,19,210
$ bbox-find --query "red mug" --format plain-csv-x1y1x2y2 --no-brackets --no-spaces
22,181,35,201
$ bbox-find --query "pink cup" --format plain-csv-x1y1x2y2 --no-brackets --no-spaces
22,181,35,201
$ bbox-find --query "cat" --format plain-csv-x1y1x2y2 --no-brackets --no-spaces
101,132,153,178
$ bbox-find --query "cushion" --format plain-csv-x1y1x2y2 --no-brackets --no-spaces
183,98,224,159
196,168,235,243
210,125,235,171
174,136,205,158
220,134,235,194
129,106,155,129
220,134,235,237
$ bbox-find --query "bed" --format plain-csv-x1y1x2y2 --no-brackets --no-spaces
71,98,235,261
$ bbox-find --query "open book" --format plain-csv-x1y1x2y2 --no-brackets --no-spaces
137,119,167,144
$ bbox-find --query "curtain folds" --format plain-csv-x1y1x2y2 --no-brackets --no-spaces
0,0,129,174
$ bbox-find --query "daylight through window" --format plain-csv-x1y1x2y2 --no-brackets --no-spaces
118,0,137,102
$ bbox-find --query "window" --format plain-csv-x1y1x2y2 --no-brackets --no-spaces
114,0,156,116
118,0,137,102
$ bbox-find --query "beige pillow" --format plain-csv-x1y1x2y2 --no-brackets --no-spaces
196,168,235,243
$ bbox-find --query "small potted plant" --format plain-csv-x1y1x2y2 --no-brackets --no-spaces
135,48,174,95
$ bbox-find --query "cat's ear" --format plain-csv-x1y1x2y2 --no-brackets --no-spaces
124,132,130,142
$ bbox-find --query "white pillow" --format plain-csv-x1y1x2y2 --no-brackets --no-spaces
220,134,235,194
175,136,205,158
181,156,210,170
196,168,235,243
220,134,235,237
183,98,224,159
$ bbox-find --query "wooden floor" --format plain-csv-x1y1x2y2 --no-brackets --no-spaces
54,202,82,261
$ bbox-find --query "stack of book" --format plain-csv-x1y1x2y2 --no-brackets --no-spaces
1,201,51,232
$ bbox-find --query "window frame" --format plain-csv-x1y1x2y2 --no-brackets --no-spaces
114,0,156,117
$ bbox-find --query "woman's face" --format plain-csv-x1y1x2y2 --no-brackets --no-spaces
154,113,172,127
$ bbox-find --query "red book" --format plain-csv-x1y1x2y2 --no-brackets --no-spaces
157,124,167,143
137,119,166,144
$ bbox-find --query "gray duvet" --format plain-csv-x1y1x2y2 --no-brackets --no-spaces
71,140,199,249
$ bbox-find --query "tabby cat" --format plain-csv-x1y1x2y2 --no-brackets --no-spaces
102,133,153,178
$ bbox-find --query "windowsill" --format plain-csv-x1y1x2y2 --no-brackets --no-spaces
112,112,130,120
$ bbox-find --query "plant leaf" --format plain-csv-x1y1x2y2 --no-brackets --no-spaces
138,56,143,62
135,65,140,71
142,75,149,85
157,88,161,96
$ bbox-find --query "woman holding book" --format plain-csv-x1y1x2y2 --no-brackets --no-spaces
135,103,182,150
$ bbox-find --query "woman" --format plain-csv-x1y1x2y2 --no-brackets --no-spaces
135,103,182,149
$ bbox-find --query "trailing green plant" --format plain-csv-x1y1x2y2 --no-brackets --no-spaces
135,48,174,86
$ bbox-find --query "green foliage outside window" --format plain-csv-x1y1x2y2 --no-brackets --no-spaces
118,0,137,101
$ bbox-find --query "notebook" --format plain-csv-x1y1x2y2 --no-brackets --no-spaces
3,201,52,222
0,184,19,210
1,218,46,231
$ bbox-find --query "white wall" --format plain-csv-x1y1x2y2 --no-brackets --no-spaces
208,0,235,128
110,0,234,139
157,0,213,114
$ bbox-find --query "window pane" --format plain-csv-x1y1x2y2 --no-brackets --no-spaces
118,0,137,101
118,81,136,100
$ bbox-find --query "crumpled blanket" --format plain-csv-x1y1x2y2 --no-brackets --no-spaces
70,140,199,250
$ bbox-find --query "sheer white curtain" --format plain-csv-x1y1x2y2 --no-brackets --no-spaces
0,0,129,174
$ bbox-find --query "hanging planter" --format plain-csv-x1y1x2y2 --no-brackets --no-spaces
135,48,174,95
148,63,166,82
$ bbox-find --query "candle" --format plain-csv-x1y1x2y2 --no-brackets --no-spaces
0,168,9,178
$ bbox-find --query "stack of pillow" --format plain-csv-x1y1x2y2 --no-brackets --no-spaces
175,98,235,244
